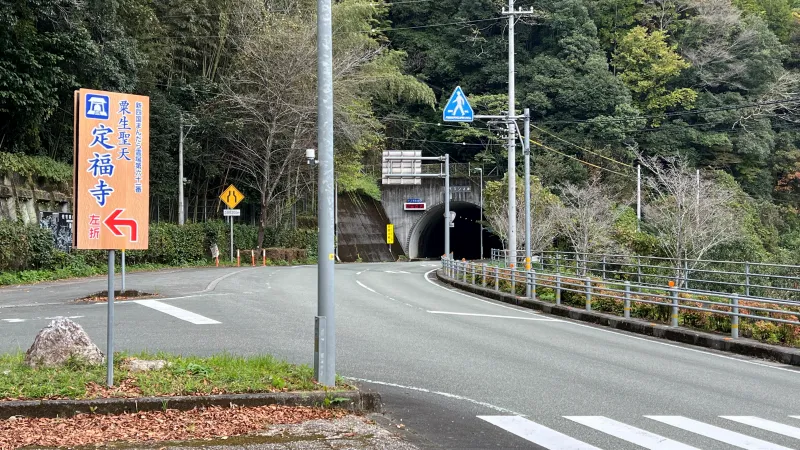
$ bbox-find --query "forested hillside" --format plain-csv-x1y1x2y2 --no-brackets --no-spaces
2,0,800,261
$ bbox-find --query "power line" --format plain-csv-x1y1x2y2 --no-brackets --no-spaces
528,139,632,177
139,17,503,39
531,124,633,168
385,136,501,146
546,97,800,124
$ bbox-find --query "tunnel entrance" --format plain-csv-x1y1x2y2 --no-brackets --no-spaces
409,202,502,260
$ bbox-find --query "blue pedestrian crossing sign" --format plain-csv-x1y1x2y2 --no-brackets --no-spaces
443,86,473,122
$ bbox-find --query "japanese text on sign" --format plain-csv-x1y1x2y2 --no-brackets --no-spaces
74,89,150,250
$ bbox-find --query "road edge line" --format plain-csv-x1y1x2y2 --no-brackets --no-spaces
433,269,800,371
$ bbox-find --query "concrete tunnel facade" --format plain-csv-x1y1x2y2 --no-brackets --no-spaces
381,178,502,260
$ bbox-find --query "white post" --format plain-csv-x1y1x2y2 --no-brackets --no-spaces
637,164,641,231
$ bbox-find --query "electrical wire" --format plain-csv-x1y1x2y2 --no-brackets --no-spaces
531,124,633,168
546,97,800,124
528,138,632,177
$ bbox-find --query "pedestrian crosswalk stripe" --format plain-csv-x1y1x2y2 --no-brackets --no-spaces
478,415,601,449
721,416,800,440
565,416,700,450
646,416,793,450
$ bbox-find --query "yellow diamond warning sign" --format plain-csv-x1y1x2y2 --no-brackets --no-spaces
220,185,244,209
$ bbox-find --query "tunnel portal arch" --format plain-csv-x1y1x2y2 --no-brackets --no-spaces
407,201,502,260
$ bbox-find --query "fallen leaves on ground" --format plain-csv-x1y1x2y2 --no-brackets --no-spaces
84,377,143,398
0,405,344,449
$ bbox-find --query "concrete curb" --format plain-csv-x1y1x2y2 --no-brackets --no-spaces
437,270,800,366
0,390,381,419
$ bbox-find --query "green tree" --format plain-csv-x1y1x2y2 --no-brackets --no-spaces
612,26,697,119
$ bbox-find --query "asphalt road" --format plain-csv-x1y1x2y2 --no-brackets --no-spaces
1,262,799,449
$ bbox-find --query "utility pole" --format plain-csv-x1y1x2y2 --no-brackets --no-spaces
523,108,531,266
500,0,536,267
637,164,642,232
178,113,185,225
696,168,700,226
315,0,336,387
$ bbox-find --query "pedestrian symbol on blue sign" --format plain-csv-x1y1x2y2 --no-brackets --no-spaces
442,86,473,122
85,94,110,120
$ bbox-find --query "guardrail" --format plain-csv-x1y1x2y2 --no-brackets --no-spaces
442,258,800,341
490,249,800,303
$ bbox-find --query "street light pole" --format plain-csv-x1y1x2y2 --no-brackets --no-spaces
315,0,336,387
178,113,184,226
475,167,483,259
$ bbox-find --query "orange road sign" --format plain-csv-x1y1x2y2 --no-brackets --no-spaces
73,89,149,250
220,185,244,209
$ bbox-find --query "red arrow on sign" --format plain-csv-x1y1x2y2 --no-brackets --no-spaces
104,209,138,242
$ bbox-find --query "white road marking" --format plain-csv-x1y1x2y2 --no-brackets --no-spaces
478,415,601,449
426,269,800,375
791,416,800,420
356,281,378,294
345,377,523,415
2,315,84,323
646,416,793,449
721,416,800,440
201,268,251,293
133,300,220,325
385,270,411,274
423,269,543,317
566,416,699,449
427,311,555,321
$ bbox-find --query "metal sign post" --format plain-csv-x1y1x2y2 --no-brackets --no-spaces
220,185,244,262
73,88,150,387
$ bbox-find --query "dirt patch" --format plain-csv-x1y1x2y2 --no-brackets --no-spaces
0,405,345,449
75,290,158,303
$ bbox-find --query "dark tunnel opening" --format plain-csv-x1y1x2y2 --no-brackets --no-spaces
414,203,502,260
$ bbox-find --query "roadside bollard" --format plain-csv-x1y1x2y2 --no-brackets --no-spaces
671,287,679,327
495,267,500,292
624,281,631,319
471,263,476,285
251,250,255,267
237,250,240,267
531,269,537,301
585,277,592,311
555,273,562,305
482,264,487,287
262,249,266,266
731,294,739,338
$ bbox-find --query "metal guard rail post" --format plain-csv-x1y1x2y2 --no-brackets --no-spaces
442,258,800,338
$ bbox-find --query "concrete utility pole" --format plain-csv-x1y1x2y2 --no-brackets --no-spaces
500,0,536,266
178,113,185,226
523,109,531,266
315,0,336,387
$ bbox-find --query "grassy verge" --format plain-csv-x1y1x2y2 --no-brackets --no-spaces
0,352,348,401
0,257,318,287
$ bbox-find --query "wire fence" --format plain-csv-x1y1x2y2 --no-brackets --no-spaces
442,258,800,344
491,249,800,303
